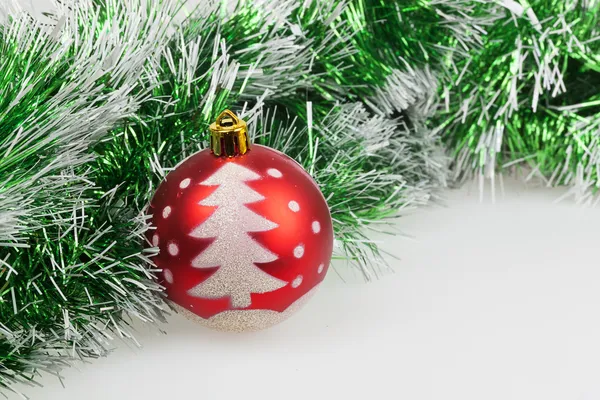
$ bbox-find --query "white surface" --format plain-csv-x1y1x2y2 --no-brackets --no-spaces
8,179,600,400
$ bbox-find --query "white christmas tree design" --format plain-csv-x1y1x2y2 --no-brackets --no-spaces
187,163,287,308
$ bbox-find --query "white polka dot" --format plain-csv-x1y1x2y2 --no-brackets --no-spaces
152,234,159,246
291,275,303,288
164,269,174,284
288,201,300,212
312,221,321,234
168,242,179,256
267,168,283,178
179,178,191,189
293,244,304,258
318,263,325,274
162,206,172,218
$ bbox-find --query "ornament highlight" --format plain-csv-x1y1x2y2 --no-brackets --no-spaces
148,110,334,332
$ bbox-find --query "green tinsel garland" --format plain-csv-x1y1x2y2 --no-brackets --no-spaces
432,0,600,199
0,0,179,393
0,0,599,396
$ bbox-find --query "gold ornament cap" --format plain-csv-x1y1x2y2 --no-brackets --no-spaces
209,110,250,157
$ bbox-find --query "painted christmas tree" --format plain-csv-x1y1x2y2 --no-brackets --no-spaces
188,163,287,307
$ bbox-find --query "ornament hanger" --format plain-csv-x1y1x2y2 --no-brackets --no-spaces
209,110,250,158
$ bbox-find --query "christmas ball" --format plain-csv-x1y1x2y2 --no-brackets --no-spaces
148,110,333,332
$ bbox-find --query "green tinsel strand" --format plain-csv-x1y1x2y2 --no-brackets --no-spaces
433,1,600,198
0,1,179,394
278,0,506,200
319,0,499,103
305,0,505,197
316,1,599,201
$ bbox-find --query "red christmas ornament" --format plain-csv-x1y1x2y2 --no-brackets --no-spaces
148,110,333,332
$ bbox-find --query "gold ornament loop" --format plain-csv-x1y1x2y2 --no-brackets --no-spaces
209,110,250,157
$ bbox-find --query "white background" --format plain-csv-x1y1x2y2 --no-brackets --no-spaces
10,1,600,399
